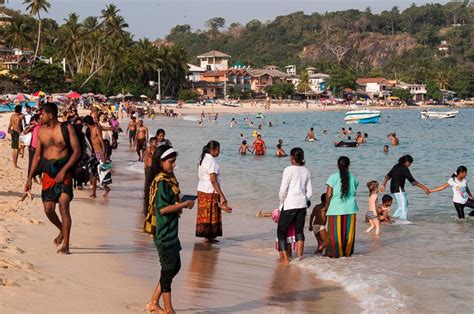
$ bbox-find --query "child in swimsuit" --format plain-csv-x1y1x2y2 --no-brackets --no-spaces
366,181,380,235
378,194,393,224
309,193,327,254
239,140,252,155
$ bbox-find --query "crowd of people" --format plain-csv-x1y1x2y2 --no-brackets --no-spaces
5,100,472,314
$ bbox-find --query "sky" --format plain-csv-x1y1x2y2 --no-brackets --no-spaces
4,0,450,40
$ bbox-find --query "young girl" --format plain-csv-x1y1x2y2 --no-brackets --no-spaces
429,166,474,219
144,145,195,313
366,180,381,235
277,147,312,264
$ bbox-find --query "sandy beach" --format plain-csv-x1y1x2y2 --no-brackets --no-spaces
0,111,359,313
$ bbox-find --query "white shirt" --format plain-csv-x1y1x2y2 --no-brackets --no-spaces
197,153,220,193
279,165,312,210
448,177,468,204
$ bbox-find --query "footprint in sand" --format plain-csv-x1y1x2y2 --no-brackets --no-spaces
0,278,20,287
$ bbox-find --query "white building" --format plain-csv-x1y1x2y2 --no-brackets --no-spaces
306,67,330,93
397,81,427,101
187,63,206,82
356,77,393,98
197,50,230,71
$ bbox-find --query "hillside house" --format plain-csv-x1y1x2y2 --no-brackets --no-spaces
197,50,230,71
356,77,394,98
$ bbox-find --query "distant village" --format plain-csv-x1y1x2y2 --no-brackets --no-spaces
0,7,459,102
187,49,431,102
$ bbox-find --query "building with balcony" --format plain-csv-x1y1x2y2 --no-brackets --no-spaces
396,81,427,101
356,77,394,98
197,50,230,71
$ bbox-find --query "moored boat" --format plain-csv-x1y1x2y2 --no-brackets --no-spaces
256,112,264,119
344,110,381,124
420,110,458,119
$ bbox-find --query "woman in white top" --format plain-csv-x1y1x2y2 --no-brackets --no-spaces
430,166,474,219
196,141,231,243
277,147,312,264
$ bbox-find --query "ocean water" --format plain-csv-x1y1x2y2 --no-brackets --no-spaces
120,108,473,312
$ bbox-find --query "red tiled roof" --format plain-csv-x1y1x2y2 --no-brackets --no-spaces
356,77,388,85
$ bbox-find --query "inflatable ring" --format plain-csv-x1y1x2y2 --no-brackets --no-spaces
252,131,258,137
335,141,358,148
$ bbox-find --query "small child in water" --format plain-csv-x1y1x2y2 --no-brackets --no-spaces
239,140,252,155
309,193,327,254
378,194,393,224
275,144,287,157
366,181,381,235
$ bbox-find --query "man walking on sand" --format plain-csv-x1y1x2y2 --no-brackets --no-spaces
83,115,109,198
135,119,149,161
127,117,138,148
8,105,23,168
25,103,81,254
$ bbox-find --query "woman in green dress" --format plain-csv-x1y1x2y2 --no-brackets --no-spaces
144,145,195,313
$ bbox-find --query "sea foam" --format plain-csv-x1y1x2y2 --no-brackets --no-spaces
297,256,408,313
182,115,200,122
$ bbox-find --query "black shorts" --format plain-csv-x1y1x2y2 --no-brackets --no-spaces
277,207,306,251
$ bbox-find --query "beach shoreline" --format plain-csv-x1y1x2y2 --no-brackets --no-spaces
0,112,360,313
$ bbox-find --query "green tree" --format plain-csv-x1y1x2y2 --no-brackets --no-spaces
327,68,356,94
12,61,66,92
3,16,32,50
266,82,295,99
391,88,412,101
178,89,198,101
426,81,443,100
296,71,310,92
205,17,225,31
24,0,51,61
451,74,473,98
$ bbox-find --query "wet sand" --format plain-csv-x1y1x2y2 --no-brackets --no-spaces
0,111,359,312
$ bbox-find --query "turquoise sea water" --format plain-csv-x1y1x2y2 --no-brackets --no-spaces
120,108,473,312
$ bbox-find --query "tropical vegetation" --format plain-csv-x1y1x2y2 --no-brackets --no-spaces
0,1,473,97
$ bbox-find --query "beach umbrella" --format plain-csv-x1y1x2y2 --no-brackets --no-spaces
125,93,133,97
140,95,148,99
66,91,81,99
87,93,95,96
81,93,89,97
33,91,46,97
15,93,26,101
116,93,124,98
109,96,116,99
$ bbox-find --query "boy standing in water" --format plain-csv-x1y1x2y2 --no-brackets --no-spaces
309,193,327,254
239,140,252,155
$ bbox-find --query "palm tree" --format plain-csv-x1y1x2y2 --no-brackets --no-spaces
106,15,129,39
297,70,310,93
3,17,32,50
101,4,120,24
23,0,51,62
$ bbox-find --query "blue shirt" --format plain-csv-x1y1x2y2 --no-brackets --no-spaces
326,172,359,216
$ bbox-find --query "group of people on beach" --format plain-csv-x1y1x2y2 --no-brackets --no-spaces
9,100,473,314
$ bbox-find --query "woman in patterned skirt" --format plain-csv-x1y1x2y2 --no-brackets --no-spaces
323,156,359,258
196,141,231,244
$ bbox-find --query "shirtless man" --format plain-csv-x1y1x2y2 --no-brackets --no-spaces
8,105,23,168
305,127,316,142
388,133,399,146
25,103,81,254
127,117,138,148
83,115,108,198
135,120,149,161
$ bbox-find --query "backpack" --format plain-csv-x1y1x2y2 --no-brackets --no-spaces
61,122,90,182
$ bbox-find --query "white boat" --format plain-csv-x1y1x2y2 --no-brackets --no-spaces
344,110,381,124
256,112,264,119
420,110,458,119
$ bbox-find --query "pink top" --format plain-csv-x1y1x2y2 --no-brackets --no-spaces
30,123,40,148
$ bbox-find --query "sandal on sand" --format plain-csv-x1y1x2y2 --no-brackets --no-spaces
20,192,33,202
220,204,233,214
